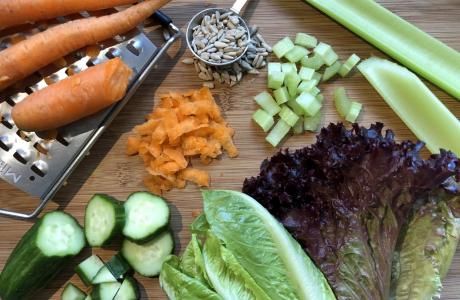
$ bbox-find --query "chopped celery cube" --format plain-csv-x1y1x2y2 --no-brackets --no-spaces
297,80,318,94
268,71,285,89
304,110,322,132
273,87,290,105
312,72,322,82
287,99,304,115
279,105,300,127
322,61,342,82
273,37,295,59
282,63,297,75
298,67,315,81
252,109,275,132
254,91,281,116
339,54,361,77
293,117,304,134
333,87,351,117
296,92,322,116
295,33,318,48
266,119,291,147
268,62,282,74
314,42,338,66
345,102,363,123
285,73,302,97
300,54,325,70
285,46,310,63
310,86,321,96
316,93,325,103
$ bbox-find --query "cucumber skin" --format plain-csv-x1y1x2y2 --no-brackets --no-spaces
85,194,126,247
115,277,140,300
0,212,85,300
107,253,132,279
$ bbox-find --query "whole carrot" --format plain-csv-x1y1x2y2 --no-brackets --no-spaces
11,57,133,132
0,0,139,29
0,0,170,91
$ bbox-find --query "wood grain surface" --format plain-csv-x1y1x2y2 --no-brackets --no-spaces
1,0,460,299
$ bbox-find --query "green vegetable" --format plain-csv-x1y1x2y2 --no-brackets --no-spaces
338,54,360,77
279,105,300,127
304,110,322,132
285,72,302,97
293,117,304,134
160,256,222,300
300,54,325,70
202,232,271,300
113,277,140,300
358,57,460,155
312,72,322,82
295,33,318,48
75,255,105,286
314,42,338,66
298,67,315,81
268,62,282,74
190,213,209,237
287,98,305,116
296,92,322,116
106,254,131,280
254,92,281,116
322,61,342,82
273,37,295,59
252,109,275,132
333,87,351,117
92,265,117,285
303,0,460,100
180,234,209,284
91,282,121,300
61,283,86,300
297,80,317,95
345,101,362,123
0,211,85,300
266,119,291,147
310,87,320,97
203,190,336,300
282,62,297,75
316,94,324,103
273,87,290,105
268,71,285,90
285,46,309,63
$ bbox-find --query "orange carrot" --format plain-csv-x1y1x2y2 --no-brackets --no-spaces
11,57,132,131
0,0,170,91
0,0,140,29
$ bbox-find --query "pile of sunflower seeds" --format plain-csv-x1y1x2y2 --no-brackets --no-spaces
183,21,272,88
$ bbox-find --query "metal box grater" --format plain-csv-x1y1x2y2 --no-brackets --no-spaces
0,11,180,219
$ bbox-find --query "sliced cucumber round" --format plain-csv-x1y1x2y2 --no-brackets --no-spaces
122,192,170,243
85,194,125,247
122,231,174,277
114,277,140,300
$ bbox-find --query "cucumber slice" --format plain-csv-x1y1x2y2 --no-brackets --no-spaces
122,231,174,277
123,192,170,243
91,282,121,300
273,37,295,59
295,33,318,48
114,277,140,300
85,194,125,247
61,283,86,300
266,119,291,147
76,255,105,286
254,92,281,116
0,211,85,300
107,253,131,280
92,265,117,285
252,109,275,132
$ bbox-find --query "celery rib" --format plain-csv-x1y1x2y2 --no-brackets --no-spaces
304,0,460,100
358,57,460,155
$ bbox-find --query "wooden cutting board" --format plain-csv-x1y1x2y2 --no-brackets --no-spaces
1,0,459,299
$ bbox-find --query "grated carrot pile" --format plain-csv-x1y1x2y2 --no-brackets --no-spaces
126,87,238,195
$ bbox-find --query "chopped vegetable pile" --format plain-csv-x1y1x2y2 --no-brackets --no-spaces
126,87,238,195
243,123,460,299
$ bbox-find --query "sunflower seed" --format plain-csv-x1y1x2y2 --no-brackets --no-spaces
182,58,194,65
198,72,209,81
229,16,240,26
223,54,234,60
214,41,228,48
207,47,218,53
200,52,210,60
203,82,215,89
193,60,200,73
210,53,222,61
248,68,260,75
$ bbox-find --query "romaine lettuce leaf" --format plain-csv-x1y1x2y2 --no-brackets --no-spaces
180,234,209,285
190,213,209,237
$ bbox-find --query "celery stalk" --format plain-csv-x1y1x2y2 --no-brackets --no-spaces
300,54,324,70
304,0,460,100
273,87,290,105
314,43,338,66
299,67,315,81
322,61,342,82
254,92,281,116
268,71,285,90
282,63,297,75
266,119,291,147
296,92,322,116
287,99,305,116
273,37,295,59
279,106,300,127
252,109,275,132
295,33,318,49
297,80,318,95
293,117,304,134
304,110,322,132
358,57,460,155
285,73,302,97
339,54,361,77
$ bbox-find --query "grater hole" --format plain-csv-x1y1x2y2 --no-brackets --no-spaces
5,97,16,107
126,40,141,56
16,130,31,142
29,176,35,181
105,48,121,59
33,142,48,155
66,65,81,76
31,165,46,177
1,118,13,129
56,134,69,146
0,139,9,151
13,151,27,164
24,86,34,95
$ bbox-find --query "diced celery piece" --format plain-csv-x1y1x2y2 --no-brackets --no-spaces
322,61,342,82
254,91,281,116
268,62,282,74
298,67,315,81
281,63,297,75
300,54,325,70
345,102,362,123
252,109,275,132
268,71,285,89
273,87,290,105
296,92,322,116
293,117,304,134
285,72,301,97
273,37,295,59
304,110,322,132
295,33,318,48
279,105,300,127
285,46,310,63
358,57,460,155
316,94,325,103
310,86,321,96
339,54,361,77
314,42,338,66
266,119,291,147
333,87,351,117
287,99,305,116
312,72,322,82
297,80,318,95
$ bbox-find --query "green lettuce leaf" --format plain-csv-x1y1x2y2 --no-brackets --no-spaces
202,232,271,300
190,213,210,237
180,234,209,285
159,255,222,300
203,190,336,300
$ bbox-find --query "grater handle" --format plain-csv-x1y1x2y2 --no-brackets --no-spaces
152,10,172,26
